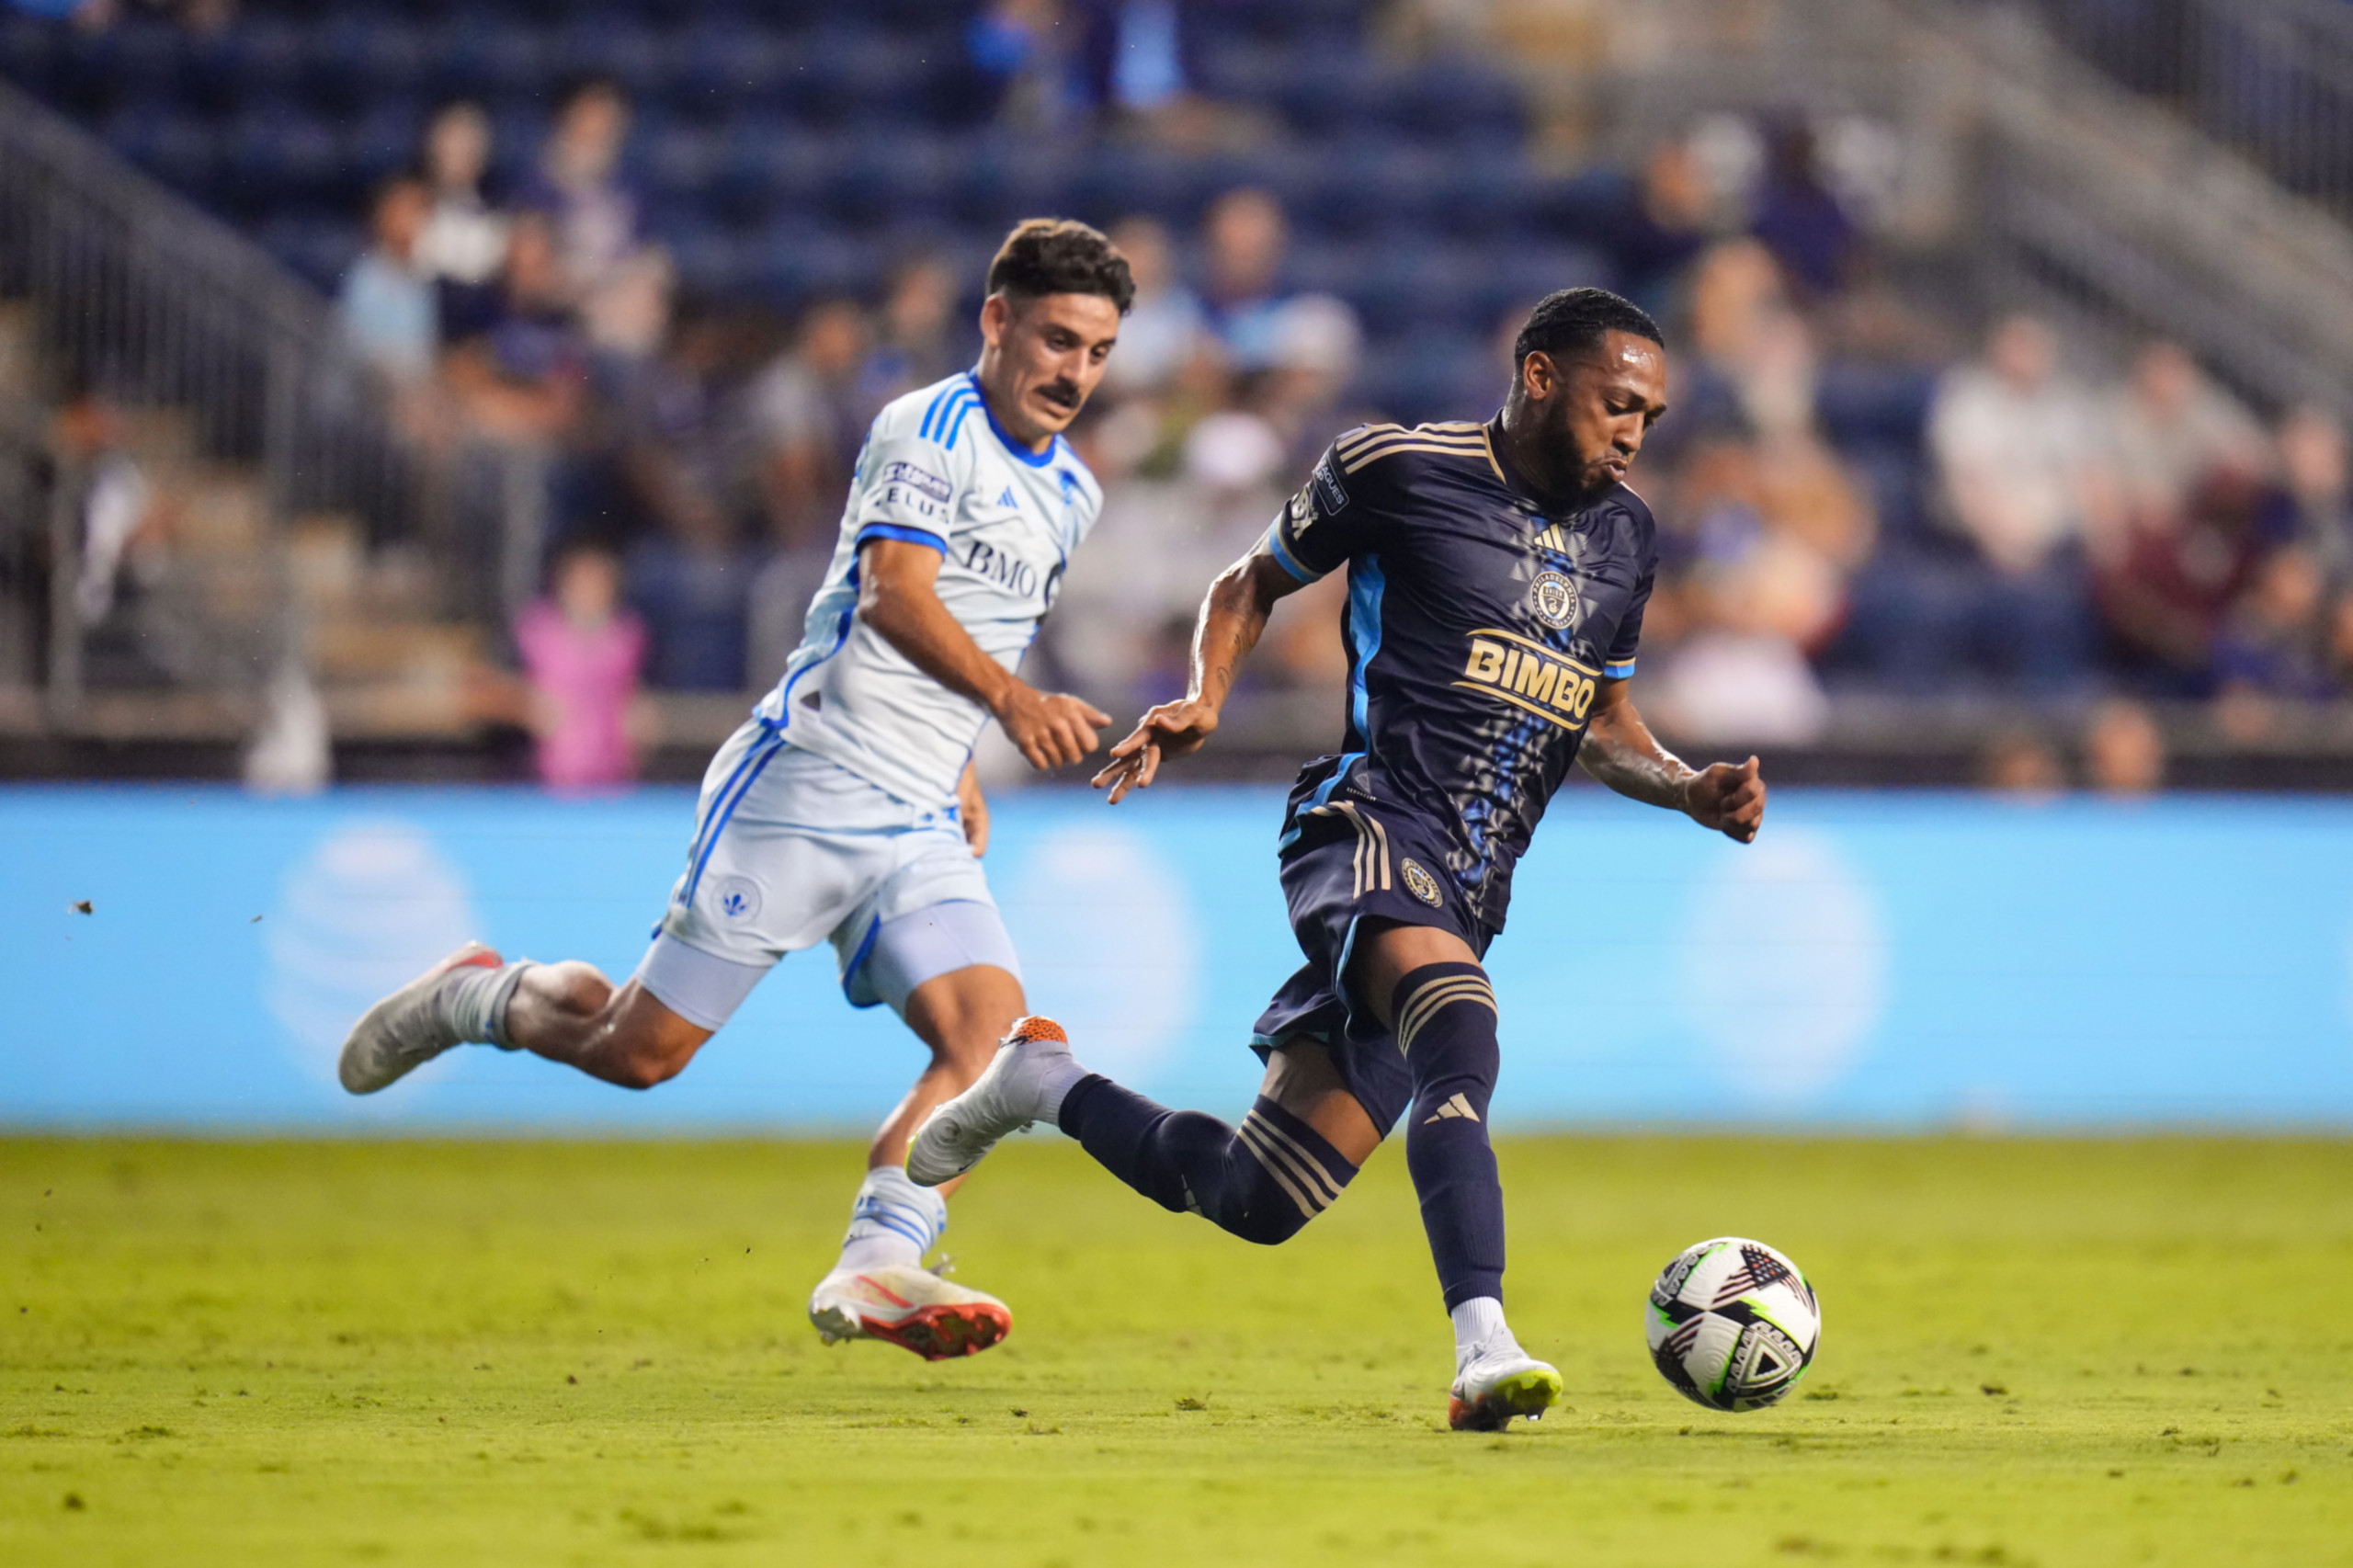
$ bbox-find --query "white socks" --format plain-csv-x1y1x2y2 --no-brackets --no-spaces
1029,1051,1088,1124
443,960,531,1050
1450,1296,1515,1364
835,1166,949,1274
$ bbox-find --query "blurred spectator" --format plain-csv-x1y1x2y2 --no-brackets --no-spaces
414,101,510,344
54,384,162,628
1651,536,1834,746
2265,406,2353,586
2103,341,2265,536
1101,216,1206,397
517,77,644,309
513,542,650,790
1979,728,2066,795
2329,588,2353,692
970,0,1081,131
1749,117,1860,301
1930,317,2100,576
1075,0,1190,120
1612,140,1716,315
1197,189,1359,376
1257,295,1364,468
745,299,870,551
441,214,587,446
2094,458,2272,693
1873,314,2100,692
2083,699,2166,794
2213,545,2331,741
620,306,737,553
336,176,437,387
855,256,965,419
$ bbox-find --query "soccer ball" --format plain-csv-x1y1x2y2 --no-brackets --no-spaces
1644,1236,1821,1412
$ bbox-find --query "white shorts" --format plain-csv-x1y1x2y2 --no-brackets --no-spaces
636,720,1019,1030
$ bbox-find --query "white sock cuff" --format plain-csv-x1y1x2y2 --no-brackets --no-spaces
1450,1295,1510,1350
446,960,531,1049
1033,1053,1088,1123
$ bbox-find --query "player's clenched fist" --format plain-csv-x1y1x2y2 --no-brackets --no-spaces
1092,698,1221,803
1681,755,1766,844
994,682,1111,770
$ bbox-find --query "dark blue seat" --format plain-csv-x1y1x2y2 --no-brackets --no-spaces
102,104,222,204
341,97,427,192
219,100,345,219
307,12,430,114
552,16,675,100
1814,362,1938,450
949,138,1080,229
1069,143,1194,225
819,130,966,227
1344,243,1488,336
711,120,844,228
429,16,554,105
1384,57,1527,150
0,14,63,106
664,219,747,295
744,221,875,307
258,210,364,294
640,121,727,210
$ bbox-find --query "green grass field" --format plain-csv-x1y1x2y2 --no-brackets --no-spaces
4,1134,2350,1566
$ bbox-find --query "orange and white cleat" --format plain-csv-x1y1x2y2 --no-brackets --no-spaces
807,1263,1011,1360
336,941,505,1095
904,1016,1082,1187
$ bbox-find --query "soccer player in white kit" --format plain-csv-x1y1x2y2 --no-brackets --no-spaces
335,220,1132,1360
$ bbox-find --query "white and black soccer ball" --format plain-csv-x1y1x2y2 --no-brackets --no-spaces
1644,1236,1821,1412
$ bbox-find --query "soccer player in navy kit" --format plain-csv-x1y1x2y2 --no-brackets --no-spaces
909,288,1768,1428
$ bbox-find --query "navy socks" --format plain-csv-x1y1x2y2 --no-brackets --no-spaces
1392,961,1506,1311
1058,1078,1358,1245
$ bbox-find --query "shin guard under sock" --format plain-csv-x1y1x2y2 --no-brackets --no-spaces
1058,1076,1357,1245
1393,961,1506,1311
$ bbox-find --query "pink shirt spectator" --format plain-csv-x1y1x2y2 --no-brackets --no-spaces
514,597,647,790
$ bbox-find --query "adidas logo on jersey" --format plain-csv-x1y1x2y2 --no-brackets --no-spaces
997,485,1018,508
1424,1094,1480,1125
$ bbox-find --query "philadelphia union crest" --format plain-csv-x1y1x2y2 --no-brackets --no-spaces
1401,858,1443,907
1532,570,1580,629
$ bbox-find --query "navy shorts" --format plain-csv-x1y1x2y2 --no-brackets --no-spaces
1248,799,1493,1132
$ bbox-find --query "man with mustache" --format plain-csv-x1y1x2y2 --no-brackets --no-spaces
336,220,1132,1361
909,288,1768,1428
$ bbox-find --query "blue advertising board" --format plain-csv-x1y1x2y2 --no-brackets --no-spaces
5,783,2351,1131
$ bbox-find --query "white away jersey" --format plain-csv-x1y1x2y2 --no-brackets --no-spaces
756,371,1103,811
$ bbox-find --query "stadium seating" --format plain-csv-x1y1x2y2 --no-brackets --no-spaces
0,0,1580,421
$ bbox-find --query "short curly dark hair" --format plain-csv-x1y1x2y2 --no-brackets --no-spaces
986,218,1135,314
1511,287,1664,369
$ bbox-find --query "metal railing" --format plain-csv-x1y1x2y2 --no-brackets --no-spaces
0,74,495,725
1985,0,2353,222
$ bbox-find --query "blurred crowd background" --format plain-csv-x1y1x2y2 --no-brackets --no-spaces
4,0,2353,792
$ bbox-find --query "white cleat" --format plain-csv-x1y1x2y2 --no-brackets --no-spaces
904,1016,1077,1187
1448,1341,1564,1432
808,1263,1012,1360
336,941,504,1095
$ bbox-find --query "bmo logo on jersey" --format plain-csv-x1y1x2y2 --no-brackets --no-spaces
961,537,1046,601
1456,631,1598,729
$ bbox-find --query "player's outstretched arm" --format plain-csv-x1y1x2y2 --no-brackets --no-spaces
1094,547,1303,803
857,538,1111,771
1577,678,1766,844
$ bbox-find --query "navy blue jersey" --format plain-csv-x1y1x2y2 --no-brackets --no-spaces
1264,417,1658,933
